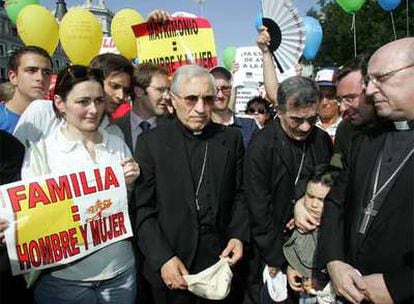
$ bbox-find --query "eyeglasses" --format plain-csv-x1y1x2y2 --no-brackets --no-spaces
246,107,267,115
336,90,364,105
56,65,104,91
216,86,231,94
171,92,215,105
148,86,170,94
364,63,414,87
288,115,319,127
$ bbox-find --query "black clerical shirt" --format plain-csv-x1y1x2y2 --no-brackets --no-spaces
179,122,216,233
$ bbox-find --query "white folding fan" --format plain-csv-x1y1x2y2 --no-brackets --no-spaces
260,0,306,73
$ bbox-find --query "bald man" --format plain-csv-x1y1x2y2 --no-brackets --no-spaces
318,38,414,304
366,37,414,121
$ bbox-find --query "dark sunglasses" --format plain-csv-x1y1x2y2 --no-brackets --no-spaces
246,107,267,114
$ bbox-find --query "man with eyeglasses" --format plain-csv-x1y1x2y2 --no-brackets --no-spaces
134,65,248,303
0,46,53,134
328,55,378,169
243,76,332,303
318,38,414,304
209,66,259,147
114,63,171,153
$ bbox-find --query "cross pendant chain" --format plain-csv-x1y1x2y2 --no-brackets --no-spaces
359,199,378,234
358,146,414,235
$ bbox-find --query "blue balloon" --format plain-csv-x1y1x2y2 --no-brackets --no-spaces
255,13,263,32
377,0,401,11
302,16,323,61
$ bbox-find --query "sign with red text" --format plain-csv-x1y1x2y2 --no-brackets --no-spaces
100,37,120,55
0,164,133,275
132,17,218,75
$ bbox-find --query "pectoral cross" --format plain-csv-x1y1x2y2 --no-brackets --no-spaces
359,200,378,234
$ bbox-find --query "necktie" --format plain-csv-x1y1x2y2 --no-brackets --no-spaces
139,121,151,133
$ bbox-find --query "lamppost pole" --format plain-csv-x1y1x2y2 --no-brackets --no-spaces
55,0,68,21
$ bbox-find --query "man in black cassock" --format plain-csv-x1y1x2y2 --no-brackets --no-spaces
243,76,333,303
318,38,414,304
133,64,248,304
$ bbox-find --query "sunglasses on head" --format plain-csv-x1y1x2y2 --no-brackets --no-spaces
246,107,267,114
67,65,104,81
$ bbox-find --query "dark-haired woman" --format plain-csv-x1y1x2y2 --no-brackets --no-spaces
21,65,139,304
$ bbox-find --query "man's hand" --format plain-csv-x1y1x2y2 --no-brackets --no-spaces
121,158,140,190
267,266,280,278
363,274,393,304
286,265,304,292
294,197,320,233
327,260,366,304
146,10,171,23
256,26,271,53
160,256,188,290
220,238,243,265
0,218,8,245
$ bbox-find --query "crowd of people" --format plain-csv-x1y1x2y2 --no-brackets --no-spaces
0,10,413,304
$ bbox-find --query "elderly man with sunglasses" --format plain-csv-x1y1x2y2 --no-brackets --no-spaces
133,65,248,304
318,38,414,304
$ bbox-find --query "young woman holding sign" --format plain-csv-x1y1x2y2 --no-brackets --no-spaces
20,65,139,304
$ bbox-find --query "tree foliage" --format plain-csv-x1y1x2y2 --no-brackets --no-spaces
308,0,414,66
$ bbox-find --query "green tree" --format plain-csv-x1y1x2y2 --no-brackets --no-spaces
308,0,413,66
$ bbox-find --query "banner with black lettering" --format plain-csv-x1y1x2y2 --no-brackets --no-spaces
132,17,218,75
0,164,133,275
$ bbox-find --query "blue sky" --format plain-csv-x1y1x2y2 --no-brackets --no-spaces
40,0,319,64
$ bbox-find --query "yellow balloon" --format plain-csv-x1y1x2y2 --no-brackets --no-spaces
16,4,59,55
60,8,103,65
111,8,144,59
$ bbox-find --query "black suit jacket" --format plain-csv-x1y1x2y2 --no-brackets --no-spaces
113,112,134,153
114,112,170,153
0,130,24,185
0,130,25,272
134,118,249,286
318,128,414,303
244,120,332,271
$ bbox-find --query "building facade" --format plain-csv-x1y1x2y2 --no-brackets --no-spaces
0,0,114,81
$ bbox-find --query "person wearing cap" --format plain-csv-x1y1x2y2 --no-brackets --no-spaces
315,68,342,142
134,65,248,303
318,38,414,304
244,76,332,303
209,66,259,148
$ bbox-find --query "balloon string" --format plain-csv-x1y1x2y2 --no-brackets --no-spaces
407,0,410,36
391,12,397,40
352,13,357,58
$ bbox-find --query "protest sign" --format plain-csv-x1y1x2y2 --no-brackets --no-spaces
100,37,120,55
234,87,261,114
233,46,264,88
0,163,132,275
132,17,218,74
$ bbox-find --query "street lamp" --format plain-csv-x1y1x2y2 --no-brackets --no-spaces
55,0,68,21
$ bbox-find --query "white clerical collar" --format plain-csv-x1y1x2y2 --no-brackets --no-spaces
394,121,414,131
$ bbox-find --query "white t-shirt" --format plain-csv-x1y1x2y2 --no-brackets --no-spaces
21,126,134,281
14,99,125,148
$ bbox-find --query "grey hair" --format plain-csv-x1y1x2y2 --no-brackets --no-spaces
277,76,319,112
171,64,216,95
